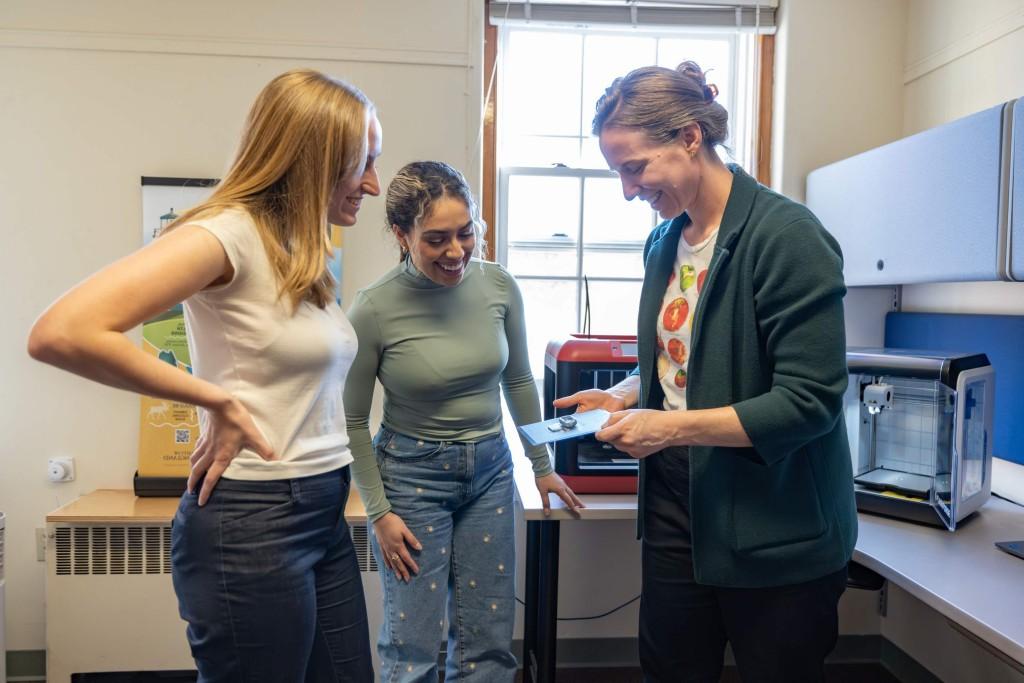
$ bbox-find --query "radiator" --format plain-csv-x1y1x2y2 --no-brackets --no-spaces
45,520,382,682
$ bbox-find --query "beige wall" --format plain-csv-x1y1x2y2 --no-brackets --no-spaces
900,0,1024,315
0,0,484,651
771,0,907,201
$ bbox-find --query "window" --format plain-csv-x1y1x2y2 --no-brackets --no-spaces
494,20,763,376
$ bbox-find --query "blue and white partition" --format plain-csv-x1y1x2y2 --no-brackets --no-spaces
807,103,1008,286
1009,97,1024,281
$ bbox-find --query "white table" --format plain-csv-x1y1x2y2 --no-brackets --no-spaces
510,444,1024,682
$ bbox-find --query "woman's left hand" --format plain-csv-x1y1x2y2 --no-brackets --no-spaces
596,409,678,459
534,472,585,518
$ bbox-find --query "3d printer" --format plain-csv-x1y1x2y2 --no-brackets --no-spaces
544,335,639,493
845,348,994,530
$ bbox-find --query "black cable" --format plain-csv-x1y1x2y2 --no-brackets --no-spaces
515,593,641,622
582,274,591,337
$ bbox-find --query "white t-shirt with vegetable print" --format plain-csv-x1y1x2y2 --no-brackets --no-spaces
656,228,718,411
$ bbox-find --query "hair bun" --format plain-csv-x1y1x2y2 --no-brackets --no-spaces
675,61,719,103
676,60,706,85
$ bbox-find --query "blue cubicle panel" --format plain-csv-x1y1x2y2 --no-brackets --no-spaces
885,311,1024,465
1010,98,1024,281
807,103,1007,286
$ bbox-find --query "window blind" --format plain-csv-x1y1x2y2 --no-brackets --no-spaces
489,1,776,33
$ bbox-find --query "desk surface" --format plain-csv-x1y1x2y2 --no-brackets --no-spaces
853,496,1024,665
47,486,369,523
509,438,1024,665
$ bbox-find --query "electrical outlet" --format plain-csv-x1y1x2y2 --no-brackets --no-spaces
47,456,75,482
36,527,46,561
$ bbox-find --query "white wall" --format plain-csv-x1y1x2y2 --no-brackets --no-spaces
0,0,484,652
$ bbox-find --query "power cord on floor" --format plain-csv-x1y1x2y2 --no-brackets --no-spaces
515,594,641,621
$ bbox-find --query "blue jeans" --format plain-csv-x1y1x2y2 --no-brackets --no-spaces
171,467,374,682
371,427,517,683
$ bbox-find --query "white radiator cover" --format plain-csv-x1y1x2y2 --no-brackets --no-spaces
45,520,382,682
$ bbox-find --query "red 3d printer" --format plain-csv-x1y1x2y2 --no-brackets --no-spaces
543,334,639,494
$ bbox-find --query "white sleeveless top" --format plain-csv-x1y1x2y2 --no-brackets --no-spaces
182,209,357,480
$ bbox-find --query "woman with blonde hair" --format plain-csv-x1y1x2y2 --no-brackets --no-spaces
29,69,381,681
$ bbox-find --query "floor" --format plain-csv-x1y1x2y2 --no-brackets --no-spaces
70,663,902,682
514,664,902,682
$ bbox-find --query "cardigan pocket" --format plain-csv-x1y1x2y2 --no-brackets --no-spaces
730,446,828,554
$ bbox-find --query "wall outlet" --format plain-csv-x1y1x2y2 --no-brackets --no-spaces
36,527,46,561
47,456,75,482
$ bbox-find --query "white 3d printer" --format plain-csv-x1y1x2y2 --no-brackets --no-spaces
845,348,994,530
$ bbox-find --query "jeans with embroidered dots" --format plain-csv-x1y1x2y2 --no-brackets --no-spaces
370,426,517,683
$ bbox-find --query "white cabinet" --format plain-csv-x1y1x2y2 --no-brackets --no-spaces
806,100,1021,285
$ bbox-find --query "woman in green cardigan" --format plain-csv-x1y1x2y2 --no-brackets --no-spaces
554,61,858,682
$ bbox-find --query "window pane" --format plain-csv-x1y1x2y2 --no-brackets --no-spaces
518,278,580,377
506,175,581,242
501,135,581,167
582,177,654,244
657,38,733,116
579,280,644,337
580,135,608,169
583,249,645,279
505,31,583,137
580,34,657,134
508,244,577,277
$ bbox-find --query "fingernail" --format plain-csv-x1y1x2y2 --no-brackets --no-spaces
415,544,423,550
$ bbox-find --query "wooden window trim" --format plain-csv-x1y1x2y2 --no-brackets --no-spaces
482,5,498,261
755,33,775,187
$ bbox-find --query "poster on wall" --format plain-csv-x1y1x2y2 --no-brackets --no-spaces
136,177,216,493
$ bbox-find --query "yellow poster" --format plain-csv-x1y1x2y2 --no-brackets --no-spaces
138,305,198,478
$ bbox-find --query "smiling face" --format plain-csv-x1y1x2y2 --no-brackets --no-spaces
328,115,382,226
598,124,702,221
396,195,475,286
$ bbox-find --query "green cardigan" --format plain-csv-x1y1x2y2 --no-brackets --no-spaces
635,166,857,588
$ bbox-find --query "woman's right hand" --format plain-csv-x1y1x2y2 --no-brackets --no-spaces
188,396,276,506
552,388,627,414
373,512,422,582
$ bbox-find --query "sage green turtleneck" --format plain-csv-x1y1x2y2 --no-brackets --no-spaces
343,257,552,521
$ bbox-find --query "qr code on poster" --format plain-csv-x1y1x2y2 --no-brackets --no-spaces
175,429,191,444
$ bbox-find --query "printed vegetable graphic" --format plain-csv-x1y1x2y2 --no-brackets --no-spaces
680,264,696,291
697,269,708,293
658,354,670,380
662,298,689,332
668,338,687,364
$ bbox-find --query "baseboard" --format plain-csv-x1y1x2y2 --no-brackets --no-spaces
881,638,945,683
6,649,46,681
513,634,895,669
12,636,939,680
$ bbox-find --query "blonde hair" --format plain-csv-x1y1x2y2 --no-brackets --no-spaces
593,60,728,148
385,161,487,262
165,69,373,309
